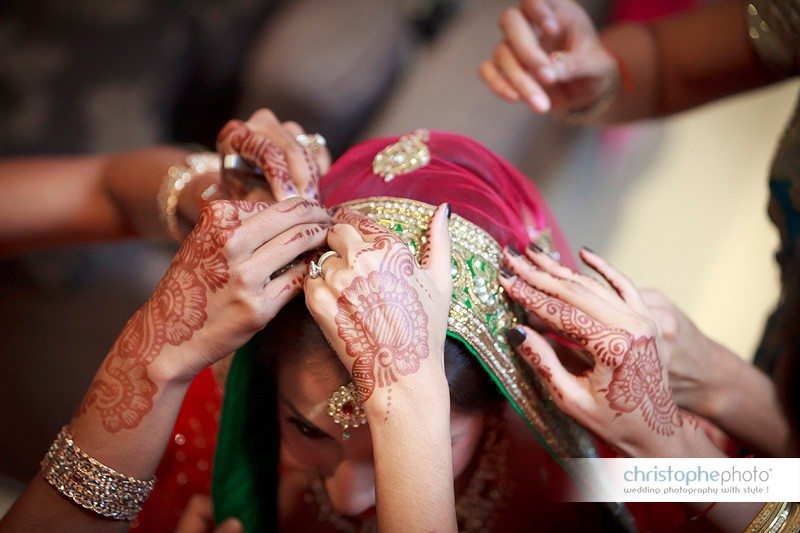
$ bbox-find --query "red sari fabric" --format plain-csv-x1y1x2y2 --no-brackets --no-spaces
136,131,687,531
132,368,221,531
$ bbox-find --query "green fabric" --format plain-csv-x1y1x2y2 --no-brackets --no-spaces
212,340,278,532
444,330,572,477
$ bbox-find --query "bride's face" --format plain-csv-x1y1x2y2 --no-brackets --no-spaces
277,351,486,518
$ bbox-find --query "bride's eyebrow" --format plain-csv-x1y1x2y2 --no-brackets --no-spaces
279,394,322,429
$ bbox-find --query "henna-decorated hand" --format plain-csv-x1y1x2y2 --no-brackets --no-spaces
216,108,331,203
500,247,723,458
304,204,453,417
80,197,329,432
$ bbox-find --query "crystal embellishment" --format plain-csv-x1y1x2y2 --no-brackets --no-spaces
372,129,431,182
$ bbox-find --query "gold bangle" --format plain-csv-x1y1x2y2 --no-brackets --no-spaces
41,426,155,521
781,502,800,533
744,502,800,533
157,152,220,242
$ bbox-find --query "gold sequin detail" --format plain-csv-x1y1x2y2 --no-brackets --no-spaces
371,129,431,182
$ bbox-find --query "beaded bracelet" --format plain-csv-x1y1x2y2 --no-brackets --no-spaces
41,427,155,521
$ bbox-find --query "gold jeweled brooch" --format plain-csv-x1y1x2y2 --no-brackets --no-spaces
372,129,431,182
326,383,368,440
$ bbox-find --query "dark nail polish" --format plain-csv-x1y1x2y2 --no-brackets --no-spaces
506,326,527,348
508,246,522,256
528,242,543,253
500,266,515,279
582,246,595,254
445,203,452,219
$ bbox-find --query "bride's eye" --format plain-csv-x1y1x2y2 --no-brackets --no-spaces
286,416,330,440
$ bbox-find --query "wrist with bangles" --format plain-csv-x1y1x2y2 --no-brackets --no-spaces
556,50,632,125
40,426,156,521
157,151,221,242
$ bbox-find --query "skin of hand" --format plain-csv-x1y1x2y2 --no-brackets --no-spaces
641,288,791,456
0,197,330,532
304,204,457,533
215,108,331,203
499,246,724,458
479,0,618,114
639,288,730,417
175,495,243,533
82,197,330,416
304,204,453,409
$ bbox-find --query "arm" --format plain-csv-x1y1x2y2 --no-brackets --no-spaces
600,0,781,121
305,205,458,533
481,0,786,123
0,108,330,257
642,289,791,456
0,147,193,255
0,196,329,532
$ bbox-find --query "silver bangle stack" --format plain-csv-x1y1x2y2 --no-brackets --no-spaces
41,426,156,521
157,151,220,242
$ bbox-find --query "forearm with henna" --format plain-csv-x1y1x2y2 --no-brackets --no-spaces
0,202,265,531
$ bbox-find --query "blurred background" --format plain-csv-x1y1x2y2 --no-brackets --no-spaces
0,0,796,515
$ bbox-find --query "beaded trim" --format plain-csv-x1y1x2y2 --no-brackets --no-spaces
338,197,591,458
41,426,155,521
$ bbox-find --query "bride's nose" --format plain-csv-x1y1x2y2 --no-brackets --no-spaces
324,459,376,517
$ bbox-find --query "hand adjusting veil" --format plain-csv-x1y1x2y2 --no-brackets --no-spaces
213,130,615,530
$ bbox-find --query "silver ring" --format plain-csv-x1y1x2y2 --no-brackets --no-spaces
308,250,340,279
222,153,263,175
295,133,327,151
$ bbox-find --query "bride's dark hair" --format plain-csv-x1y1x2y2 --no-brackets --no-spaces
255,296,503,413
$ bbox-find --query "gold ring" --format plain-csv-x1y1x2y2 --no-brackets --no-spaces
308,250,340,279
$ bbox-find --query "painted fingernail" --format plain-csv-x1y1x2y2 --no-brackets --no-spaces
507,246,522,256
445,203,452,219
581,246,595,254
506,326,527,348
528,243,543,253
500,266,516,279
